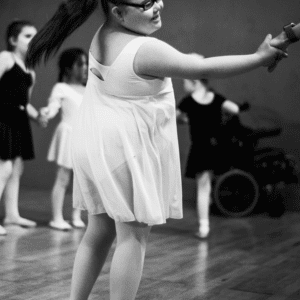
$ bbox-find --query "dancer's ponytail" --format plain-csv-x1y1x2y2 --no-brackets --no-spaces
26,0,98,68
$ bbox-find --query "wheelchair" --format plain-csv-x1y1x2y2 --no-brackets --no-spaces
211,104,299,218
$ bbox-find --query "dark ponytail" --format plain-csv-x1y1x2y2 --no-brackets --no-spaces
26,0,98,68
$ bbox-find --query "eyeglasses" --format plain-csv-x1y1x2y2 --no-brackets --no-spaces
111,0,161,11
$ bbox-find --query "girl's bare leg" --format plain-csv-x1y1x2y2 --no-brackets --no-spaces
0,159,13,235
70,213,116,300
3,157,36,227
49,166,72,230
196,171,212,238
110,221,152,300
72,208,86,228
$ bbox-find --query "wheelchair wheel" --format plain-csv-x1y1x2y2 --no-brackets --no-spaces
214,169,259,217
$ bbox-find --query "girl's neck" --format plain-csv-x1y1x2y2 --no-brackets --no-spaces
12,51,29,72
104,20,146,37
13,50,26,62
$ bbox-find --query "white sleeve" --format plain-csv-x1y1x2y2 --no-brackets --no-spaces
222,100,240,114
46,83,65,118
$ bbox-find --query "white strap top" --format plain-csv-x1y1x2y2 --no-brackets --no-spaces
88,36,173,98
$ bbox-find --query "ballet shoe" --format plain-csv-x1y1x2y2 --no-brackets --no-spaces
195,223,210,239
3,217,37,228
49,220,72,231
71,219,86,229
0,225,7,236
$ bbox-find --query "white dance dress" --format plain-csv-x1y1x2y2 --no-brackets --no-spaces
72,37,183,225
47,83,83,169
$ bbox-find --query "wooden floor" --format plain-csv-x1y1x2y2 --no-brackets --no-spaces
1,188,300,300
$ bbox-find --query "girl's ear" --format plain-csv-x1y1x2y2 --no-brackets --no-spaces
9,36,17,48
111,6,125,22
63,66,72,79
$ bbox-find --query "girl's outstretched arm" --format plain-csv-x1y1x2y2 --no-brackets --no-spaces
27,104,48,127
134,34,287,80
39,84,64,120
26,72,48,127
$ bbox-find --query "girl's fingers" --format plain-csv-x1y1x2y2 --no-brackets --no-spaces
267,54,285,73
267,44,288,72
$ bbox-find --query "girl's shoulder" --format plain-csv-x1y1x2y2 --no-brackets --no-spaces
0,51,15,70
53,82,67,88
136,37,168,54
50,82,81,98
54,82,79,94
50,82,68,97
53,82,70,90
0,51,14,60
28,69,36,82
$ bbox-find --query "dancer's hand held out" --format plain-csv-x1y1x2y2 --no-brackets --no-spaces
256,34,288,70
40,107,50,118
37,107,49,128
267,22,300,72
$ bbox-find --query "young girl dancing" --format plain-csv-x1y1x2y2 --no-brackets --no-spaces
0,20,47,236
177,68,241,238
26,0,292,299
40,48,88,231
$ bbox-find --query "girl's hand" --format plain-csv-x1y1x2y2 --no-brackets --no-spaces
40,107,50,118
37,107,49,128
37,113,48,128
256,34,288,69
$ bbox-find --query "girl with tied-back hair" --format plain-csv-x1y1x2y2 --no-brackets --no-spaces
40,48,88,231
0,20,47,236
26,0,288,299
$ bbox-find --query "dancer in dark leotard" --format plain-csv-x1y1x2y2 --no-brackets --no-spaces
0,20,47,236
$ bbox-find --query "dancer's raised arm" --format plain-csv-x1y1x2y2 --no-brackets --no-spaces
134,34,286,80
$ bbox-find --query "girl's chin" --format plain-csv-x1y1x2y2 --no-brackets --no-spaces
148,23,162,34
124,23,161,36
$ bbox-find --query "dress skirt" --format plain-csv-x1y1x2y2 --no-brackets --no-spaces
47,122,73,169
0,108,34,160
72,36,183,226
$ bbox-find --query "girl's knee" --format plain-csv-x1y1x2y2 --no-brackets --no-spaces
0,160,13,180
116,221,151,245
196,171,212,187
86,213,116,244
12,158,24,177
56,167,71,187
